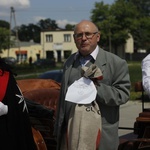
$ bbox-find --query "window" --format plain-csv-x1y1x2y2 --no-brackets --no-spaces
64,34,71,42
46,34,53,42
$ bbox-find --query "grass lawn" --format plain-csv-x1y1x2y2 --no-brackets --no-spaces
128,61,142,100
14,62,63,79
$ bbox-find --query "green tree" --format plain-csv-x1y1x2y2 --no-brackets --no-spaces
90,2,112,50
18,18,59,43
110,0,139,50
91,1,136,52
18,24,41,43
65,24,75,30
18,24,30,41
0,20,9,29
125,0,150,51
131,17,150,51
90,0,150,53
0,20,14,53
0,27,10,53
127,0,150,17
37,18,58,30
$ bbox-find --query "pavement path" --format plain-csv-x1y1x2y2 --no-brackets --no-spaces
119,100,150,139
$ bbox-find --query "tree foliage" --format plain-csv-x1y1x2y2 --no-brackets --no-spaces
18,24,41,43
0,27,10,53
90,0,150,52
65,24,75,30
126,0,150,51
37,18,58,30
17,18,59,43
0,20,9,29
0,21,14,53
127,0,150,17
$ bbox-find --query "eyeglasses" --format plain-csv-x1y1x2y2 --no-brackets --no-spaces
74,32,98,40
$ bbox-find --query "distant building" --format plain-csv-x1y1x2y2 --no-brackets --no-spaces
0,40,42,63
125,34,134,54
41,29,76,62
0,30,135,63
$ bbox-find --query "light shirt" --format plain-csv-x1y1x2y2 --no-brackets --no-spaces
90,45,99,61
65,46,99,104
142,54,150,96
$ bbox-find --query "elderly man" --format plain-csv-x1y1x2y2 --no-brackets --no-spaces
54,20,130,150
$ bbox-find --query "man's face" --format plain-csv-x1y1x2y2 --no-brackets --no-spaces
74,22,100,56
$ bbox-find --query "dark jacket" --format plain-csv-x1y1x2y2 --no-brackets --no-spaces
0,69,36,150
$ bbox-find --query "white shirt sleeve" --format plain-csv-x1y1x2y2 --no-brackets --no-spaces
142,54,150,97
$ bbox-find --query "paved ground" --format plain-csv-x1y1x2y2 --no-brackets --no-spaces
118,100,150,140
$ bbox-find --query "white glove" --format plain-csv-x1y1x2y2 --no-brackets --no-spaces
0,102,8,116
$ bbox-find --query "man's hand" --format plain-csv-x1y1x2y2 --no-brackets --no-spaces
82,64,103,86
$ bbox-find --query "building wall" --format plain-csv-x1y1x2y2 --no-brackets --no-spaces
125,34,134,54
41,30,77,62
0,30,134,63
0,44,42,63
1,30,77,63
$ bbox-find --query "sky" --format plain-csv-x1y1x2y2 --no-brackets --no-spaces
0,0,114,29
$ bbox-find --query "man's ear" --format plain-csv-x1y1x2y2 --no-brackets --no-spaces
97,32,100,42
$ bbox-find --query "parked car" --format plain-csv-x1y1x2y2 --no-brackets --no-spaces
38,69,63,83
2,57,17,66
33,59,55,67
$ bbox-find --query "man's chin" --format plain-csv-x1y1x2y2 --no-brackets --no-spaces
80,49,89,56
80,46,88,51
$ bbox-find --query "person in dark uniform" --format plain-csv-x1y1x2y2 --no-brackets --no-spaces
0,58,36,150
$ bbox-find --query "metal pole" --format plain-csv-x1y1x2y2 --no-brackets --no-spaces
8,7,13,57
12,7,21,62
10,7,21,62
43,32,44,59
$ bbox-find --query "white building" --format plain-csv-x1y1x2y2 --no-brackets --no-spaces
41,30,76,62
0,40,42,63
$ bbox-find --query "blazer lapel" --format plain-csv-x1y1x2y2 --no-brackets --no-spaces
95,47,107,73
63,53,77,92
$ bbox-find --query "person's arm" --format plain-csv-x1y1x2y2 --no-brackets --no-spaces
96,59,130,106
142,55,150,96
